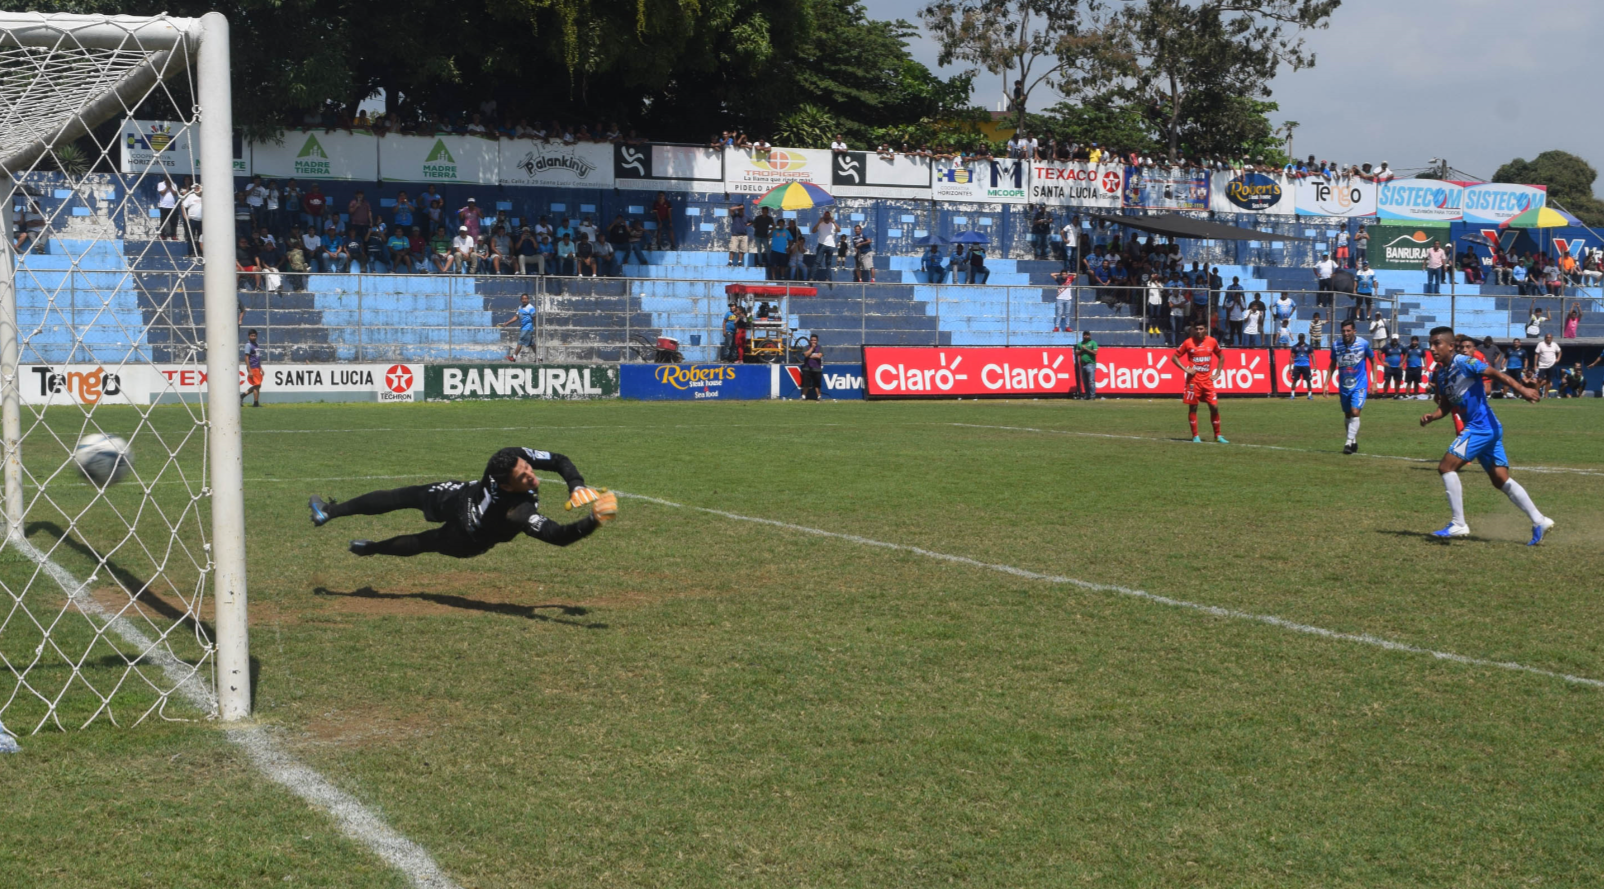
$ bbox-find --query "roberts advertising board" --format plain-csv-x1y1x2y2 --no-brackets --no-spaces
379,134,497,185
1294,175,1378,217
830,152,931,199
724,147,831,195
1210,171,1292,215
251,131,377,181
1377,179,1464,222
497,142,615,188
614,143,724,193
1029,162,1123,209
424,364,618,400
620,363,776,400
862,346,1273,398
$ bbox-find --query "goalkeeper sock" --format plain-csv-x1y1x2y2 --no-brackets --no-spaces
1442,472,1466,527
1501,479,1545,524
1345,417,1360,444
1189,413,1198,437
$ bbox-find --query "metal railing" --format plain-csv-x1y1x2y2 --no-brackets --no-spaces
48,267,1604,366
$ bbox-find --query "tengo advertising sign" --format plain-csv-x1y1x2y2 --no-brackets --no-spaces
425,364,618,400
862,346,1273,398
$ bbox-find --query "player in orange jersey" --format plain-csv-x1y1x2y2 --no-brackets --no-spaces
1170,320,1228,443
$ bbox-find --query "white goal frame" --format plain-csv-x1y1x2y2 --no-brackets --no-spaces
0,12,248,721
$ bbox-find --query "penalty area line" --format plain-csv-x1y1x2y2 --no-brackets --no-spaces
948,422,1604,477
11,535,463,889
617,492,1604,691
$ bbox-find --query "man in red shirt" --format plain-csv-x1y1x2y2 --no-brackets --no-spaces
1170,320,1228,443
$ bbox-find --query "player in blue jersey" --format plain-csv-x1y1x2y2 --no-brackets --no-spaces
1419,326,1553,544
1327,320,1374,454
500,293,538,362
1288,333,1315,399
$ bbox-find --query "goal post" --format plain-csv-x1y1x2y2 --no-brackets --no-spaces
0,11,249,730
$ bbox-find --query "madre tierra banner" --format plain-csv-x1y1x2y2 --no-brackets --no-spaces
230,129,1559,220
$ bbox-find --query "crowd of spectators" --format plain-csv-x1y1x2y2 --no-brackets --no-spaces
287,100,647,145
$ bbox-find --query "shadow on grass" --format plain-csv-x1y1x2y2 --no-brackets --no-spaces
1376,529,1471,542
25,521,261,710
312,586,609,629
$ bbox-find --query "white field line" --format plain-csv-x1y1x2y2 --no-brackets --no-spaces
948,422,1604,477
12,536,463,889
243,423,838,435
617,492,1604,690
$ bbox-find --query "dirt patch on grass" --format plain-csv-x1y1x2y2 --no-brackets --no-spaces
296,703,436,749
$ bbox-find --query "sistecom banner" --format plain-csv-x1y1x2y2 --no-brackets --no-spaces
862,346,1275,398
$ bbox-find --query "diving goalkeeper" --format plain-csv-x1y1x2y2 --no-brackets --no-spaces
307,447,616,557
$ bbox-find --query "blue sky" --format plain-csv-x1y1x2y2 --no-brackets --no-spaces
867,0,1604,190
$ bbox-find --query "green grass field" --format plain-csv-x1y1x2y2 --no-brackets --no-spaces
5,395,1604,887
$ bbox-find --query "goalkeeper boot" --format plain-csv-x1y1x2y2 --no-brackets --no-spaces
1191,435,1203,443
349,540,376,556
308,496,335,527
1216,436,1229,444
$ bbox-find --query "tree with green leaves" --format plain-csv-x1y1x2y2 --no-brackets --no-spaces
1069,0,1337,161
919,0,1092,135
1494,151,1604,226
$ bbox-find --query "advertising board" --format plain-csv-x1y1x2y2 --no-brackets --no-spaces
251,130,377,181
424,364,617,400
830,152,932,199
724,147,832,195
1377,179,1465,222
862,346,1274,398
497,141,615,188
620,363,777,400
1123,167,1210,211
1294,176,1378,217
1210,171,1292,215
614,143,724,192
379,134,497,185
1030,162,1123,208
778,364,865,399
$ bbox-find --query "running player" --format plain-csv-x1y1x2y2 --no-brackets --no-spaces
1169,320,1227,443
1288,332,1314,400
500,293,538,362
1328,319,1374,454
1404,335,1427,397
308,447,615,557
241,329,263,408
1419,326,1553,544
1381,336,1404,397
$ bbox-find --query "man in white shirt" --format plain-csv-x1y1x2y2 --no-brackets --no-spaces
180,184,204,252
1373,162,1394,182
451,225,477,273
1369,311,1389,349
156,176,180,239
1534,333,1563,396
829,135,848,153
1314,252,1337,311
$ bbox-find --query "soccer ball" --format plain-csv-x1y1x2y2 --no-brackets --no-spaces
74,434,133,486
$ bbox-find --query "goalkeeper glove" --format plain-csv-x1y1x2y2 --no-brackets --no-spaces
565,486,603,510
591,492,618,524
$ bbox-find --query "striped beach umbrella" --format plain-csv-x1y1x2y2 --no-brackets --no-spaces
751,181,836,211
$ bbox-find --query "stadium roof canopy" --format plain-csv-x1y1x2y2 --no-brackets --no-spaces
1085,213,1319,242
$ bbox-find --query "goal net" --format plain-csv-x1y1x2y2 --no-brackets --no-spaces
0,12,248,740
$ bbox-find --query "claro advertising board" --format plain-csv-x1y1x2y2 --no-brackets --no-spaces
862,346,1274,398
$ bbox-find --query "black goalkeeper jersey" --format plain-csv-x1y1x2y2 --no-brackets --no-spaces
438,447,587,545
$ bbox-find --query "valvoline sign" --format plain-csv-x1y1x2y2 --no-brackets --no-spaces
1224,172,1284,211
1461,183,1547,225
1377,179,1464,222
780,364,865,399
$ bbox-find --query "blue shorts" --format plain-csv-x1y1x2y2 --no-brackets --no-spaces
1339,386,1367,413
518,329,535,347
1448,425,1508,471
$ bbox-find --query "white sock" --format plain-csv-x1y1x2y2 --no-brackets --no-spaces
1442,472,1466,527
1345,417,1360,444
1501,479,1545,524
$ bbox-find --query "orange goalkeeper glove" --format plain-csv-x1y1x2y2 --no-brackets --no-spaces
591,491,618,524
565,486,603,510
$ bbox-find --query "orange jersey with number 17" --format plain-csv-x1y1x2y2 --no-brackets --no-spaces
1173,336,1222,385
